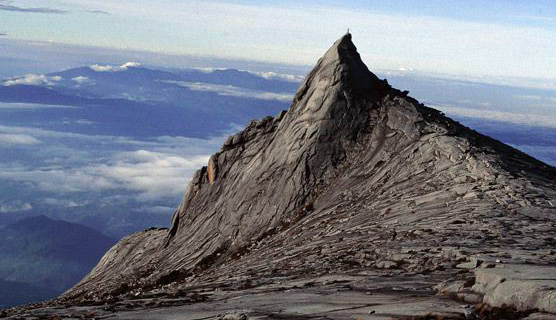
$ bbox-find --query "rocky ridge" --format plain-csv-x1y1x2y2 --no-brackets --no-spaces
3,34,556,319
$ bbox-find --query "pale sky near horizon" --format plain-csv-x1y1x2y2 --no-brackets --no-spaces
1,0,555,79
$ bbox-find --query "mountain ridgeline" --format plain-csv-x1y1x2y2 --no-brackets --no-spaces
60,33,556,300
10,34,552,318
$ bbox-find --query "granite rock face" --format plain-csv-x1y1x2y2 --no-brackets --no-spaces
5,34,556,319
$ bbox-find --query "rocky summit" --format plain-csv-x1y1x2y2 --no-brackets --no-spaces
4,34,556,320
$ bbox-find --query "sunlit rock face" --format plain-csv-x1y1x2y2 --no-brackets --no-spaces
8,34,555,320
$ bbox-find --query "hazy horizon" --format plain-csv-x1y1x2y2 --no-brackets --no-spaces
1,0,555,82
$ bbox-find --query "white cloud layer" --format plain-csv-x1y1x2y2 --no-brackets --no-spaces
0,150,209,201
513,94,556,107
3,74,62,86
256,71,304,83
0,164,117,193
0,102,77,109
72,75,92,84
89,150,209,200
195,67,228,73
135,205,176,214
434,105,556,129
165,80,294,102
195,67,304,83
0,124,228,203
0,133,41,145
0,201,32,213
0,124,138,144
89,62,141,72
42,198,90,207
75,119,95,125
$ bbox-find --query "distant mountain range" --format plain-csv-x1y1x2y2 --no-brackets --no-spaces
0,215,117,308
0,279,57,309
0,65,295,138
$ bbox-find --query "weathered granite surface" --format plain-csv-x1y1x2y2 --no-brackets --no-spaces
3,34,556,319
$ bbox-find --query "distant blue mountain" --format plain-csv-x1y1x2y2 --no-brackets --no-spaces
0,278,58,309
0,215,117,307
0,66,294,138
170,68,300,92
48,66,299,93
0,84,98,105
50,66,183,83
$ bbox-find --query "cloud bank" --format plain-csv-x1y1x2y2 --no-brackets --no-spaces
0,103,76,109
166,81,294,102
42,198,90,208
256,71,304,83
0,124,228,205
3,74,62,86
434,105,556,129
90,150,209,200
195,67,304,83
0,133,41,145
72,76,91,84
0,200,32,213
89,62,141,72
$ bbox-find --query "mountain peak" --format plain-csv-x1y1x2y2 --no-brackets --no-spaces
281,34,392,149
326,32,355,58
294,33,389,107
59,35,556,315
320,32,357,63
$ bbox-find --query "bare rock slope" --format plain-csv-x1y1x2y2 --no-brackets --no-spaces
6,34,556,319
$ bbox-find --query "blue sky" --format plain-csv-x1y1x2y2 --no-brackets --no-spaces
1,0,555,79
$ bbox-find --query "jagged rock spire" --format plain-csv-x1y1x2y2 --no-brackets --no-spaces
294,33,389,107
61,34,556,305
